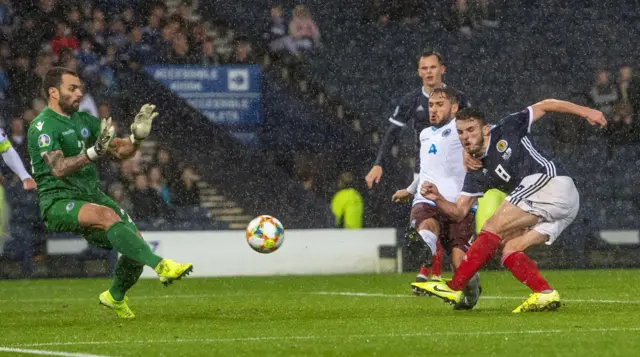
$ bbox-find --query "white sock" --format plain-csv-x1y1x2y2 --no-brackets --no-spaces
418,230,438,256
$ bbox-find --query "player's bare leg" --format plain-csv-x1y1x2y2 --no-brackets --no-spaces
79,203,192,318
501,230,561,312
78,203,164,269
415,201,537,304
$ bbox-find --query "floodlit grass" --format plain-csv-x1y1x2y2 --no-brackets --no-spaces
0,270,639,356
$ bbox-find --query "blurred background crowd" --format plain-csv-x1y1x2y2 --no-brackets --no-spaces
0,0,638,274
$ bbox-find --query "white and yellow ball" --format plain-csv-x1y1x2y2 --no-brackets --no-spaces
245,215,285,253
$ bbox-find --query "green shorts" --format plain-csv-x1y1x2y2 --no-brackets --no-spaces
44,194,138,250
475,189,508,235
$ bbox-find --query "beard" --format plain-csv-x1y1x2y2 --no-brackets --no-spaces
431,112,452,128
59,94,80,116
468,135,485,156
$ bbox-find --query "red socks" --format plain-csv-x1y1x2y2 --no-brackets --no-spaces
431,239,443,277
417,240,444,278
502,251,552,292
418,265,430,277
448,231,501,291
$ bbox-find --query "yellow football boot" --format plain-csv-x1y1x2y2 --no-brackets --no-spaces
154,259,193,286
410,281,462,305
512,290,561,313
99,290,135,319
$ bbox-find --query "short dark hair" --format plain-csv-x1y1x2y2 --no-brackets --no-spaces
429,87,459,104
456,107,487,125
418,51,444,65
42,67,78,99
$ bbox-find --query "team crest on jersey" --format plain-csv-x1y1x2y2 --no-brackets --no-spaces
442,129,451,137
38,134,51,148
496,140,508,152
502,147,512,160
81,128,89,138
66,202,75,211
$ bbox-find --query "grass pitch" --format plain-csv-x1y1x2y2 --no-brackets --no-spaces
0,270,639,357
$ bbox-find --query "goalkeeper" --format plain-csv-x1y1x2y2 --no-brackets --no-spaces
27,67,193,319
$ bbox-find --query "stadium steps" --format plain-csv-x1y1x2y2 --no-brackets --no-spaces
140,141,249,229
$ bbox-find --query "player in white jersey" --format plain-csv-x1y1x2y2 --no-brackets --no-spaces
0,127,36,190
392,88,480,309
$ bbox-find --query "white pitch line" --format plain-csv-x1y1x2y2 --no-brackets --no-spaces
309,291,640,304
3,291,639,305
12,327,640,348
0,347,112,357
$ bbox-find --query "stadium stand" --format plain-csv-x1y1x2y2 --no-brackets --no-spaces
0,0,638,276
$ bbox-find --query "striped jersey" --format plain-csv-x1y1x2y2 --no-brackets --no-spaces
461,106,566,197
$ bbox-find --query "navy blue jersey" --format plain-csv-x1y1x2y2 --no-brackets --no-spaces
387,85,471,172
389,85,471,136
461,107,566,196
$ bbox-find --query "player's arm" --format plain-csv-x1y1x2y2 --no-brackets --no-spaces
420,182,477,222
529,99,607,127
109,104,159,161
392,175,418,203
2,147,36,189
43,150,91,178
45,118,116,178
366,94,413,188
0,129,35,189
109,138,140,160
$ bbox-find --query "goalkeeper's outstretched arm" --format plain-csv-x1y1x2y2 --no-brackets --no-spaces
109,104,158,160
109,137,140,160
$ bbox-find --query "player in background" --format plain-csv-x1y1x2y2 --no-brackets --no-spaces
365,50,506,283
0,127,37,190
27,67,193,319
365,51,470,282
391,88,480,309
413,101,606,312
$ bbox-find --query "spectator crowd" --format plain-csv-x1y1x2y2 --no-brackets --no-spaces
589,66,639,144
0,0,229,228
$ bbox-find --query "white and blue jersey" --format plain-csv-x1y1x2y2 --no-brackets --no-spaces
414,119,466,206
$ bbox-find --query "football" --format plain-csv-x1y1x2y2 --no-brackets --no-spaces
245,215,285,253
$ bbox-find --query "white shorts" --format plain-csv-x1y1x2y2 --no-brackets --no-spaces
506,174,579,244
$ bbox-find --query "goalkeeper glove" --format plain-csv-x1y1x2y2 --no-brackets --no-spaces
129,104,159,144
86,117,115,161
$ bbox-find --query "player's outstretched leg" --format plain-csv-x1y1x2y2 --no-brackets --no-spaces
80,203,194,286
501,230,560,313
414,201,538,305
105,222,193,286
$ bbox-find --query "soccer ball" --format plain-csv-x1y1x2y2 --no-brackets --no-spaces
245,215,285,254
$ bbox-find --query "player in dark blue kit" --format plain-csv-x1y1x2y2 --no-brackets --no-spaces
365,51,471,189
412,99,607,312
365,51,472,283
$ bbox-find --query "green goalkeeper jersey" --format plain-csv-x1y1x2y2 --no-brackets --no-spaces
27,107,103,216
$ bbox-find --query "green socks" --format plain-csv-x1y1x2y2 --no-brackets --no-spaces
109,256,144,301
106,222,163,268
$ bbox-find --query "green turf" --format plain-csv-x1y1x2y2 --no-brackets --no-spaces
0,270,639,357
